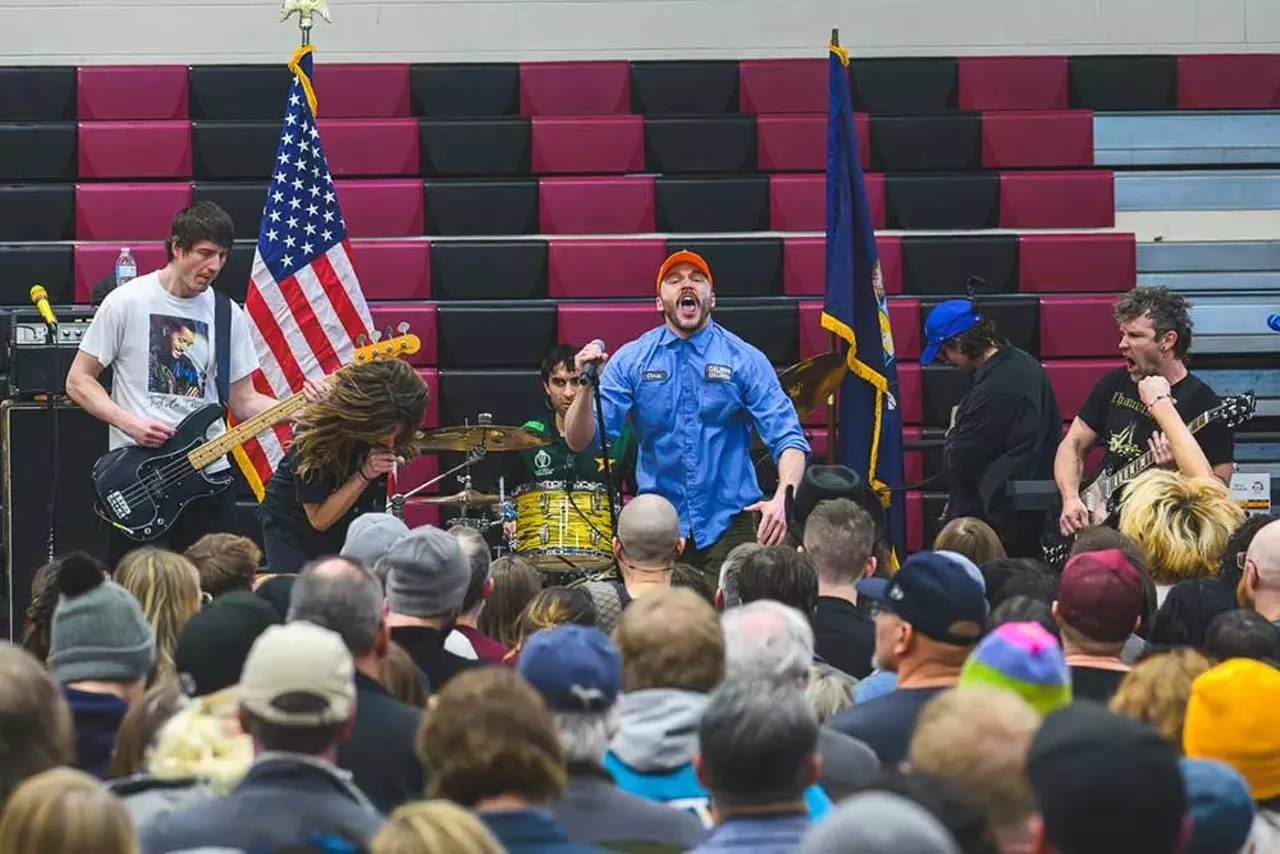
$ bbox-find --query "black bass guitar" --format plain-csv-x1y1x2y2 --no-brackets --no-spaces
92,332,420,542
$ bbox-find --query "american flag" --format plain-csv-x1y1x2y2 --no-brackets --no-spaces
232,45,375,498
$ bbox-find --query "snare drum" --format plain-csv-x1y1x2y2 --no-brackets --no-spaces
512,480,614,571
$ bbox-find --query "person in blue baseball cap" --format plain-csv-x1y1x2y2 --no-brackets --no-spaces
828,550,987,765
922,298,1062,560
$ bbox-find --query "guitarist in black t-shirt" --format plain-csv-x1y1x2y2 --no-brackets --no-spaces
1054,287,1235,538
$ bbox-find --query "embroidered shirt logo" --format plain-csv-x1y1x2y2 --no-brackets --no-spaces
533,448,553,476
705,364,733,382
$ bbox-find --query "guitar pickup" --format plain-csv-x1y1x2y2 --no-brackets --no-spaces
106,491,131,517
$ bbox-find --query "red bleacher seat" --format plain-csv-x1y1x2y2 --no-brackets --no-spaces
739,59,827,114
897,362,923,426
981,111,1093,169
906,490,925,552
999,171,1114,229
1039,296,1118,358
1018,233,1136,293
558,303,656,351
531,116,644,175
78,121,192,179
771,174,885,232
75,183,192,242
798,298,920,361
332,179,424,238
539,177,656,235
77,66,189,120
757,115,825,172
367,302,437,366
74,242,167,301
1046,359,1122,420
520,61,631,116
1177,55,1280,110
311,64,412,118
416,368,441,427
318,119,419,177
347,239,431,300
548,238,667,298
782,235,902,296
957,56,1069,111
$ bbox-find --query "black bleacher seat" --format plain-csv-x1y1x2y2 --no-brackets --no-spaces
189,65,294,120
424,179,539,237
409,64,521,119
430,240,548,301
191,122,279,181
1068,55,1178,111
630,61,740,115
644,116,757,174
715,301,800,366
901,235,1020,295
918,427,949,492
437,369,546,430
419,118,531,178
193,183,269,241
0,124,77,181
919,294,1041,359
0,245,75,305
851,58,958,114
437,304,557,369
0,186,75,241
0,67,77,121
869,114,982,172
666,238,784,297
655,176,770,233
922,492,949,544
919,364,972,428
214,243,255,304
885,174,999,231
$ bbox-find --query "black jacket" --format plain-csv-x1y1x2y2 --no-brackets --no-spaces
390,624,486,694
337,672,425,813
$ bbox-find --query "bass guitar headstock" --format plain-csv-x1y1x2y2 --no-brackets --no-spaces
353,323,421,364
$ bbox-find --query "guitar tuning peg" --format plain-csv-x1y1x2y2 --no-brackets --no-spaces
397,322,410,334
356,334,367,347
370,330,382,342
384,326,395,340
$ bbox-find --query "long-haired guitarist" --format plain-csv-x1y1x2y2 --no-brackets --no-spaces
67,202,316,566
1054,286,1235,537
257,359,429,575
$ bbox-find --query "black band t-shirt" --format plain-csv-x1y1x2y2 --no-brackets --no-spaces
259,445,387,557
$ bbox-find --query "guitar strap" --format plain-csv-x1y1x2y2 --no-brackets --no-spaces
214,289,231,407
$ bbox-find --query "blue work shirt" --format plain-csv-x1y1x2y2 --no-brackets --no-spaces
598,320,809,547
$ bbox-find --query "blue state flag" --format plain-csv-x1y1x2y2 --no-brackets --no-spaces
822,42,906,559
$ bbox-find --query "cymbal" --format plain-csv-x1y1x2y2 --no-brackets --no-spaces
777,352,849,421
417,425,550,452
416,489,501,507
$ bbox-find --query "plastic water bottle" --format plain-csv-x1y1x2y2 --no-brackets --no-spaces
114,247,137,287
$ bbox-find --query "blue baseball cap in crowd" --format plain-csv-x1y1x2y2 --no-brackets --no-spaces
1180,758,1255,854
517,624,622,713
856,550,987,646
921,299,981,364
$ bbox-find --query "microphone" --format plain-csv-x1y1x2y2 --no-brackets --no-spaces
29,285,58,328
579,339,607,385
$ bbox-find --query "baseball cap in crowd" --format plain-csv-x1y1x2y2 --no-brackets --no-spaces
1184,657,1280,801
920,299,981,364
175,590,282,697
238,621,355,727
959,621,1072,714
1057,549,1145,642
383,525,471,618
340,512,408,569
799,791,960,854
856,550,987,646
616,494,681,570
1179,758,1255,854
784,463,886,541
656,249,713,291
517,624,622,713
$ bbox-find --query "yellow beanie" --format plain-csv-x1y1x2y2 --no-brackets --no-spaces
1184,658,1280,800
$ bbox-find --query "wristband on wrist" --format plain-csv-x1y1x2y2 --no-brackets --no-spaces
358,468,373,482
1147,394,1172,408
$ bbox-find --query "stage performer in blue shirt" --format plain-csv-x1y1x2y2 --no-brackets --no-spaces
564,250,809,583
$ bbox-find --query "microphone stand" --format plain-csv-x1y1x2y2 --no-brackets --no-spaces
586,375,619,540
42,317,58,561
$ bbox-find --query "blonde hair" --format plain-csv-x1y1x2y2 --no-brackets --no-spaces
0,767,137,854
1110,648,1212,746
372,800,504,854
116,548,202,687
934,517,1007,565
806,663,854,723
1119,470,1245,586
146,687,253,793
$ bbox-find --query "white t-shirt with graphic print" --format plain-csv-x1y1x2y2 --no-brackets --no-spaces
79,271,259,472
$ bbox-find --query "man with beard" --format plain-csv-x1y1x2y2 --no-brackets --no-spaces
1055,286,1234,537
563,251,809,579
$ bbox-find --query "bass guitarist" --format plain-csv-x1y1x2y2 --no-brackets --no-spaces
67,202,322,566
1054,286,1234,537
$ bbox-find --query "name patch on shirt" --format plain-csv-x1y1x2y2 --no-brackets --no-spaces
642,370,669,382
705,364,733,382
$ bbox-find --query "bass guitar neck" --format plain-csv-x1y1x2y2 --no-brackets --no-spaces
186,391,309,471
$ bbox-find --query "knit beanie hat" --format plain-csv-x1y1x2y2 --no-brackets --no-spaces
48,552,156,685
1184,658,1280,801
959,621,1072,715
1179,758,1256,854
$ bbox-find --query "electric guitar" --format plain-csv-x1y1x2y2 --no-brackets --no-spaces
92,332,421,542
1042,391,1256,565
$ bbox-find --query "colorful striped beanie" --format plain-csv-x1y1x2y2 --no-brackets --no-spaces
959,622,1072,714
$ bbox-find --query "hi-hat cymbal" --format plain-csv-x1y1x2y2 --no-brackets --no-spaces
417,489,501,507
777,351,850,421
417,425,550,452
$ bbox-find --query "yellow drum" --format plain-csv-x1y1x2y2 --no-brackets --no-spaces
512,480,614,571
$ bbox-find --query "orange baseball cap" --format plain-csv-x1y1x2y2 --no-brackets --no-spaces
656,250,713,291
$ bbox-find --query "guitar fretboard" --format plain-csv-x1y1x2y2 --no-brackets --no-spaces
186,391,310,470
1103,407,1216,492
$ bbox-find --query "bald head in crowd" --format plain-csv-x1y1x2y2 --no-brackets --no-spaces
1244,519,1280,621
614,494,684,574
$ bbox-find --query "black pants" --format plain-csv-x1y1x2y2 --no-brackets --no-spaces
104,489,237,569
260,519,315,576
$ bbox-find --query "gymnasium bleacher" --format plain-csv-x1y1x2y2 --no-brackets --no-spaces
0,53,1276,554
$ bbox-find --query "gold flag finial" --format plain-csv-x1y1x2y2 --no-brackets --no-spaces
281,0,333,45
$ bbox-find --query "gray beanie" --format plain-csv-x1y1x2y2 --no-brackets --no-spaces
384,526,470,618
340,512,408,569
799,792,960,854
48,553,155,685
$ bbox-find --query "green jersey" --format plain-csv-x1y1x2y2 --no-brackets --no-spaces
503,414,636,491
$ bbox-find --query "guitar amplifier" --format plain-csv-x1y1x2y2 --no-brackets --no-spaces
7,308,99,400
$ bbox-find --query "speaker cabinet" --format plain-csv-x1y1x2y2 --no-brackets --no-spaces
2,401,108,640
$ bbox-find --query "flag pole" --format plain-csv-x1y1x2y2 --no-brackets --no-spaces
281,0,333,48
826,27,840,463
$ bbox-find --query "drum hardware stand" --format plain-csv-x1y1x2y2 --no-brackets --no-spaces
387,447,486,520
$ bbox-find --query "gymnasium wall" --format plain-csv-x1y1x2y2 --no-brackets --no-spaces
1,0,1276,65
